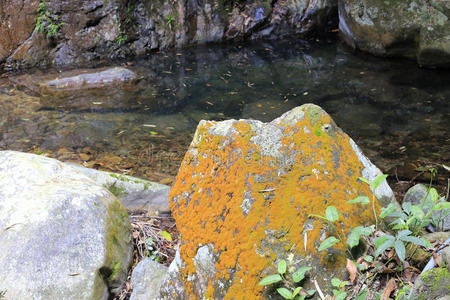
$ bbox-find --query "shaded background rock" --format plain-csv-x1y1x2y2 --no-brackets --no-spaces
339,0,450,68
160,104,397,298
0,151,132,299
0,0,338,70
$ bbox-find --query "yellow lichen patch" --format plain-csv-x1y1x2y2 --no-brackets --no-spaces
169,105,380,299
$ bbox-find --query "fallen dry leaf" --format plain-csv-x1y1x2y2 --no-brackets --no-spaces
381,278,396,300
433,253,443,267
346,259,358,283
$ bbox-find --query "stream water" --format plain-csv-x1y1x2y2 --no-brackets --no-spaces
1,37,449,185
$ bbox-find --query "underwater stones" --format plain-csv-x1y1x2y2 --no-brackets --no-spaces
161,104,396,298
338,0,450,68
0,151,132,300
44,67,137,90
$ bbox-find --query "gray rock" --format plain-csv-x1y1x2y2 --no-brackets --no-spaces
404,184,450,231
44,67,137,90
339,0,450,68
66,163,171,214
0,151,132,300
409,267,450,300
130,258,168,300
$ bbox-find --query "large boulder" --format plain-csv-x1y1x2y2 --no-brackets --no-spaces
1,0,337,70
339,0,450,68
160,104,396,298
0,151,132,299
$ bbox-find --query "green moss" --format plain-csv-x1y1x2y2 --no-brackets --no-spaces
109,261,122,280
414,267,450,300
302,104,324,126
104,182,128,197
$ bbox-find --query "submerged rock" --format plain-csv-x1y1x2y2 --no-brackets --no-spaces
43,67,137,90
339,0,450,68
0,151,132,300
160,104,396,298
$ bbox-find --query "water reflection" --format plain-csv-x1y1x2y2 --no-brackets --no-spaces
0,37,449,183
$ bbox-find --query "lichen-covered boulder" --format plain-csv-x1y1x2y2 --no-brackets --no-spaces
409,267,450,300
160,104,396,298
0,151,132,299
339,0,450,68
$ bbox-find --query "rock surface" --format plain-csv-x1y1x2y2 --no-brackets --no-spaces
67,163,171,214
160,104,396,298
409,267,450,300
339,0,450,68
129,258,168,300
1,0,337,70
0,150,132,299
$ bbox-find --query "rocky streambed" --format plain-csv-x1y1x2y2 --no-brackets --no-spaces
0,39,448,186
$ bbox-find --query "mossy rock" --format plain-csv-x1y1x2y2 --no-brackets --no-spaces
410,267,450,300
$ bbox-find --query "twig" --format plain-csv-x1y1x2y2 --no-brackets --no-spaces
313,279,325,300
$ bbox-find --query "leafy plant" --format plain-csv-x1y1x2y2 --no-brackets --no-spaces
166,14,175,27
357,174,388,230
310,205,373,255
0,290,5,299
258,260,315,300
35,0,64,38
330,278,348,300
145,237,160,262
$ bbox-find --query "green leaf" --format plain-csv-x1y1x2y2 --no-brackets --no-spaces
358,177,370,185
355,289,368,300
387,211,408,219
400,236,430,248
370,174,388,191
435,202,450,210
364,255,373,262
375,236,395,257
394,240,406,262
411,205,425,219
277,287,293,299
380,203,396,218
292,266,311,283
331,278,341,287
347,196,370,205
402,202,412,214
296,296,306,300
335,292,348,300
258,274,282,286
428,188,439,202
347,229,362,248
149,131,158,135
306,289,316,296
397,230,412,239
278,260,287,275
160,231,172,241
292,287,302,298
325,206,339,222
318,236,340,251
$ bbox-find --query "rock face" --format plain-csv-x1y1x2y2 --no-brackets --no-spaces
339,0,450,68
0,151,132,299
129,258,168,300
0,0,337,70
161,104,396,298
409,267,450,300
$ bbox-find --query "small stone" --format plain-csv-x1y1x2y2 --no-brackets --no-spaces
130,258,168,300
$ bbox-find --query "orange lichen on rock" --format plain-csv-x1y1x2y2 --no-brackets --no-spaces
168,104,385,299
